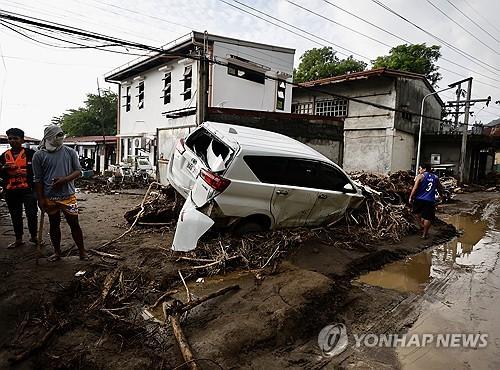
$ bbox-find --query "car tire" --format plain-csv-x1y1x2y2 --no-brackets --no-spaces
233,220,266,236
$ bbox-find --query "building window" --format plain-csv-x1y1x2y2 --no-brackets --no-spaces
127,138,133,156
121,139,126,161
122,86,131,112
162,72,171,105
136,81,144,109
276,81,286,111
315,99,348,117
292,102,313,114
227,63,265,84
180,65,192,101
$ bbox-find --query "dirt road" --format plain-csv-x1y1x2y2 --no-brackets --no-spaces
0,190,496,369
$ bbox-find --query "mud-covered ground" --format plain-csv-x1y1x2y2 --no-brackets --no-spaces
0,189,497,369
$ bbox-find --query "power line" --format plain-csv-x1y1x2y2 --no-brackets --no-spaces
2,0,165,45
320,0,408,44
370,0,500,75
461,0,500,35
285,0,392,48
425,0,499,55
444,0,500,44
218,0,369,60
0,19,149,57
291,0,500,88
0,8,472,126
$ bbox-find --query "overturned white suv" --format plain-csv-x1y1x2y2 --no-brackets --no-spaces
167,122,364,251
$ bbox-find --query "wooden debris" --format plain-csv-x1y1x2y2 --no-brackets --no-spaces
164,285,240,370
150,289,179,309
88,249,125,260
97,182,162,250
170,306,199,370
89,268,121,310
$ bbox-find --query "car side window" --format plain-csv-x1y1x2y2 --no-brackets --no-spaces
243,156,287,183
282,158,318,188
315,162,351,192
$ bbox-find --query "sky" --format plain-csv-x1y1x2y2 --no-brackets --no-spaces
1,0,500,139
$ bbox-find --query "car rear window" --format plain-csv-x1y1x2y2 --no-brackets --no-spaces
186,128,231,168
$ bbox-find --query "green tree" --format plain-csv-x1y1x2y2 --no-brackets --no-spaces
372,44,442,86
293,47,367,83
53,90,117,136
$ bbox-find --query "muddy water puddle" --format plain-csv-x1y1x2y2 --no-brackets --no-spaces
143,271,254,322
355,208,494,294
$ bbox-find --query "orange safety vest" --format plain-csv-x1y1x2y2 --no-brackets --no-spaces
4,149,29,190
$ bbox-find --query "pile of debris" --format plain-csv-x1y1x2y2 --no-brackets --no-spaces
120,172,417,276
350,170,414,201
124,185,179,225
75,176,148,193
174,171,417,276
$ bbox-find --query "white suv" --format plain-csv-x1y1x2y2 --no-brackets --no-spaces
167,122,364,250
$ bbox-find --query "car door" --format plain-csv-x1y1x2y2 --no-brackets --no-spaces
305,161,363,226
270,158,320,227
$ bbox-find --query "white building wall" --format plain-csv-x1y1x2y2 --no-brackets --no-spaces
118,59,198,137
391,130,415,172
211,41,294,112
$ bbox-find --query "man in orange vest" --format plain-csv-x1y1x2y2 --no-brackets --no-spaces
0,128,38,248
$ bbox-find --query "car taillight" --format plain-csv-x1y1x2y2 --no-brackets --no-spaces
176,138,186,154
200,168,231,192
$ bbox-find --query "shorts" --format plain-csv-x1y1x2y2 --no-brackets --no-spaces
45,194,78,216
413,199,435,221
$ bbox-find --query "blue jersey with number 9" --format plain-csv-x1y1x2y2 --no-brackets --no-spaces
415,172,438,202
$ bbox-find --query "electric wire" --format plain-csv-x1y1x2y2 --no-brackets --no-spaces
370,0,500,75
218,0,368,60
0,8,490,126
425,0,499,55
461,0,500,35
318,0,500,86
444,0,500,44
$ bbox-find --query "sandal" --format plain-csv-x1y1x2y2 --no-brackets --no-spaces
79,255,91,261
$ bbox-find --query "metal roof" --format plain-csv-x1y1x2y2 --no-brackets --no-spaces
298,68,444,106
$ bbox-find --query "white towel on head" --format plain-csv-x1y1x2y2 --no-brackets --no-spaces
39,125,64,152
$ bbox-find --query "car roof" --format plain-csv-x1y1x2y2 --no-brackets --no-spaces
203,121,332,162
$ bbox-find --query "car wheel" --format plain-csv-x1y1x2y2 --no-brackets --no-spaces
233,220,266,236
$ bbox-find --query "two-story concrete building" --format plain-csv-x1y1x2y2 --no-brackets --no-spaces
105,31,295,168
292,68,444,174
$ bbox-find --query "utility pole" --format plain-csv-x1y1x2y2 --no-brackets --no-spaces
196,32,209,125
454,83,461,130
458,78,472,184
97,78,107,174
446,78,490,183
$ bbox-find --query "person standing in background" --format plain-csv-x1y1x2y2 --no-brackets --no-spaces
0,128,38,248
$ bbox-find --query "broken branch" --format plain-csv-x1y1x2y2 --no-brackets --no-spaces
88,249,125,260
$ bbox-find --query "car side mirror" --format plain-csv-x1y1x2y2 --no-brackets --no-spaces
343,183,354,192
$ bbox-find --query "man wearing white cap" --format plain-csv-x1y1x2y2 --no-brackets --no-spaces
32,124,88,261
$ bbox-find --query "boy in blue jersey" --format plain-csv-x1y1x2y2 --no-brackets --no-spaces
409,163,444,239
